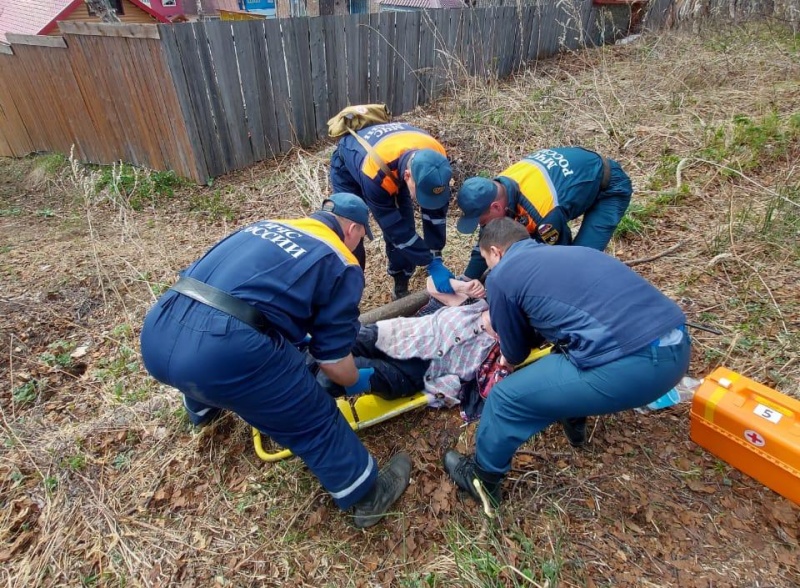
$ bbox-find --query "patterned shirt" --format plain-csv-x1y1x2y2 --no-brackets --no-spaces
375,300,496,407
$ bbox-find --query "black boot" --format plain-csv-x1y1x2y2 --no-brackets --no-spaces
560,417,587,447
391,274,410,301
352,452,411,528
443,450,503,510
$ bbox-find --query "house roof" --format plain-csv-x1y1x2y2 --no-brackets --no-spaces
378,0,466,7
0,0,169,44
215,0,243,11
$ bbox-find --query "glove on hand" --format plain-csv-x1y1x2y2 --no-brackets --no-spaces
345,367,374,396
427,258,455,294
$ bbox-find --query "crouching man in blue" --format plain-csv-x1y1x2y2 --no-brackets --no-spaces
443,218,690,508
456,147,632,280
330,122,456,300
140,193,410,528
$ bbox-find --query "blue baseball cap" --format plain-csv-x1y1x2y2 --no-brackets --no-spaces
322,193,374,239
456,177,498,234
410,149,452,210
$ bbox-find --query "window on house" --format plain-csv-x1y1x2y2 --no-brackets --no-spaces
350,0,368,13
86,0,125,16
163,0,177,6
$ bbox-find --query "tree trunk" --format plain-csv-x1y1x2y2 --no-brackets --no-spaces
86,0,122,23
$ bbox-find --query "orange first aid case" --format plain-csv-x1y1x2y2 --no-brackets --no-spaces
690,367,800,505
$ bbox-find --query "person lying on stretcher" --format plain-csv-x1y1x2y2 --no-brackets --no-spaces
309,277,510,421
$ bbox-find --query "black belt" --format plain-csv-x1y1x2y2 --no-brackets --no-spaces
600,156,611,191
170,276,271,334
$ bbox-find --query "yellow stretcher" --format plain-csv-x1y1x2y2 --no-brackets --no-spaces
253,345,552,462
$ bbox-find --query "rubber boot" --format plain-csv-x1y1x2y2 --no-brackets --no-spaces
560,417,587,447
391,274,410,301
352,452,412,528
443,450,503,510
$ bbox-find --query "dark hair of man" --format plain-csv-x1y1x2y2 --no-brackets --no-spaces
478,217,529,252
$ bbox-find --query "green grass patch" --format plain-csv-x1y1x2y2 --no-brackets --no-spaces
189,189,237,221
700,111,800,173
615,188,689,238
94,163,188,211
13,379,43,405
35,153,68,176
39,340,76,369
646,154,682,191
443,518,568,587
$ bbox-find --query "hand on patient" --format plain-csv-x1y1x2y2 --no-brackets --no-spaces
426,277,486,306
453,279,485,299
499,353,515,373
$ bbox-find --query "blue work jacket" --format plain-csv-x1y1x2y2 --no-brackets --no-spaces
333,122,449,267
182,212,364,363
486,240,685,369
465,147,610,278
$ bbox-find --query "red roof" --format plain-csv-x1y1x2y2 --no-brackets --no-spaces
0,0,169,44
379,0,466,7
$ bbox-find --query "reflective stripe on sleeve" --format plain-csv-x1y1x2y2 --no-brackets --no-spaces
393,234,422,250
329,455,376,500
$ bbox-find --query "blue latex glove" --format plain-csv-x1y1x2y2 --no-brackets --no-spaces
345,368,374,396
427,258,455,294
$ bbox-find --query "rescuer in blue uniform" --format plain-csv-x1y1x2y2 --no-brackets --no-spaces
456,147,632,279
140,193,411,528
330,122,455,299
443,218,690,509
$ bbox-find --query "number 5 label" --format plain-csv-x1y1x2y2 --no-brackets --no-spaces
753,404,782,424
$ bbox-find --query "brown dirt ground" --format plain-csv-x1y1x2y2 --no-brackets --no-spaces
1,21,798,588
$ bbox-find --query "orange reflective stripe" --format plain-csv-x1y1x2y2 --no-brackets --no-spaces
503,159,557,220
361,131,447,194
278,218,359,266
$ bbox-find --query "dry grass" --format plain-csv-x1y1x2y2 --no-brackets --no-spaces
1,19,799,588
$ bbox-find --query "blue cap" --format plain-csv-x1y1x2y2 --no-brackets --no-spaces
456,177,498,234
410,149,452,210
322,193,374,239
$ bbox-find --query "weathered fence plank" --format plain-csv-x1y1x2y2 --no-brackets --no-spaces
249,20,282,158
234,21,267,161
402,11,421,112
59,21,161,40
308,16,330,140
378,10,396,109
524,4,540,62
141,32,204,181
5,34,67,48
368,12,381,103
160,24,214,180
430,9,451,99
206,20,251,169
345,14,369,105
417,10,435,106
169,24,227,177
389,11,406,116
284,17,316,146
0,55,34,156
324,16,348,115
264,19,294,151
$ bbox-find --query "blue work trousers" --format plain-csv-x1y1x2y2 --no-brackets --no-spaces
314,325,429,400
330,148,418,277
475,334,691,476
572,159,633,250
140,292,377,510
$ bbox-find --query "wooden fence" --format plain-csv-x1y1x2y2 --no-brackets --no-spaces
0,2,651,183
